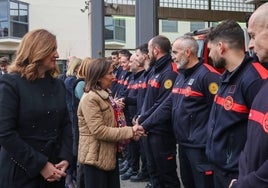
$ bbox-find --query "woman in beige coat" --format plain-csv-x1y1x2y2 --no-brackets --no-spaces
77,58,143,188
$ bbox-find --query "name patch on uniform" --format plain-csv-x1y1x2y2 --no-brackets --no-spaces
164,79,173,89
224,96,233,111
188,79,194,86
209,82,219,95
228,85,236,94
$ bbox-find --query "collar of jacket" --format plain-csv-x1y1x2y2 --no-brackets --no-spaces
95,89,111,100
221,53,254,84
154,54,172,72
180,59,203,79
134,69,145,79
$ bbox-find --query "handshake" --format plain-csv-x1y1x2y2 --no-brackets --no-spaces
131,120,147,141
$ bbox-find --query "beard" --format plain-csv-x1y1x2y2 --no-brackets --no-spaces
213,57,226,69
149,54,156,66
177,57,188,69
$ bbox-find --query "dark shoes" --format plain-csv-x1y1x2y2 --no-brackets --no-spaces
121,168,138,180
119,165,129,175
119,160,128,169
145,183,152,188
130,172,149,182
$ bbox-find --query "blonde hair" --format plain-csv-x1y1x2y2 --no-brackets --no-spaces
9,29,59,81
76,57,95,79
66,57,82,76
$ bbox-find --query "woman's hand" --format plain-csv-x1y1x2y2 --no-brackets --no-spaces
115,98,125,109
132,124,145,140
40,161,67,182
54,160,69,173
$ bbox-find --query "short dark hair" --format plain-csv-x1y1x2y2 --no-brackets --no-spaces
136,43,148,54
0,56,9,65
152,35,171,54
206,20,245,50
111,50,119,56
118,49,132,60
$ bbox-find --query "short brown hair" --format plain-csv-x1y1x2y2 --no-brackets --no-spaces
84,58,112,92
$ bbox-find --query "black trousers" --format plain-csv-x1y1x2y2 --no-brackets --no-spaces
179,145,214,188
139,137,148,174
128,139,140,171
82,163,120,188
146,133,180,188
212,165,238,188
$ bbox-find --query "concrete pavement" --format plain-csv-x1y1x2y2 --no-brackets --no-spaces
120,179,148,188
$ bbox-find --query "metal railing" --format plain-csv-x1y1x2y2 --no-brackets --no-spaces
105,0,255,12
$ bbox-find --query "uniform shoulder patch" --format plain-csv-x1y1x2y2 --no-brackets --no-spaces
208,82,218,95
164,79,173,89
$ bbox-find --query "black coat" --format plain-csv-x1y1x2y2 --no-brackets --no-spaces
0,73,73,188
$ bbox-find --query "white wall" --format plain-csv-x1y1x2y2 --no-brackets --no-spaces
22,0,90,59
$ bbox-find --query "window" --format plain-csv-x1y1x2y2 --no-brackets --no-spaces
0,0,8,37
162,20,178,32
0,0,8,20
190,22,205,32
0,0,28,38
114,19,125,41
104,16,126,42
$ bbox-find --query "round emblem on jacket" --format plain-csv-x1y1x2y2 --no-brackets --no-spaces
262,112,268,133
185,86,191,97
164,79,173,89
209,82,219,95
224,96,233,111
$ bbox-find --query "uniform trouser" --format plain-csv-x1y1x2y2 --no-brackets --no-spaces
129,139,140,171
147,133,180,188
179,145,214,188
139,137,148,174
141,135,155,184
82,162,120,188
212,165,238,188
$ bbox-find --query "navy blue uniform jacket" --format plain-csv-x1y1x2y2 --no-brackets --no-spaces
173,62,220,147
116,70,131,99
123,70,145,125
206,55,268,173
141,61,220,148
135,67,152,118
233,79,268,188
138,54,178,136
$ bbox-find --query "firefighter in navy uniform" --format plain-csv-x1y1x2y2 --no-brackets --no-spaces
140,35,220,188
230,3,268,188
172,36,220,188
205,20,268,188
129,44,151,183
120,53,146,180
114,49,132,98
136,35,180,188
110,50,123,97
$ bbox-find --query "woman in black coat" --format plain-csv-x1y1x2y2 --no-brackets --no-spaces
0,29,73,188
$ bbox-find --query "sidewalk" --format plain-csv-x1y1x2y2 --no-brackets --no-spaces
120,180,147,188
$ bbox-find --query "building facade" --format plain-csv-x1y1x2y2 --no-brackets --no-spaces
0,0,260,64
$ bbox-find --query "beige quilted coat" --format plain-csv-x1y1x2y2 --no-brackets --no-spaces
77,89,133,171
